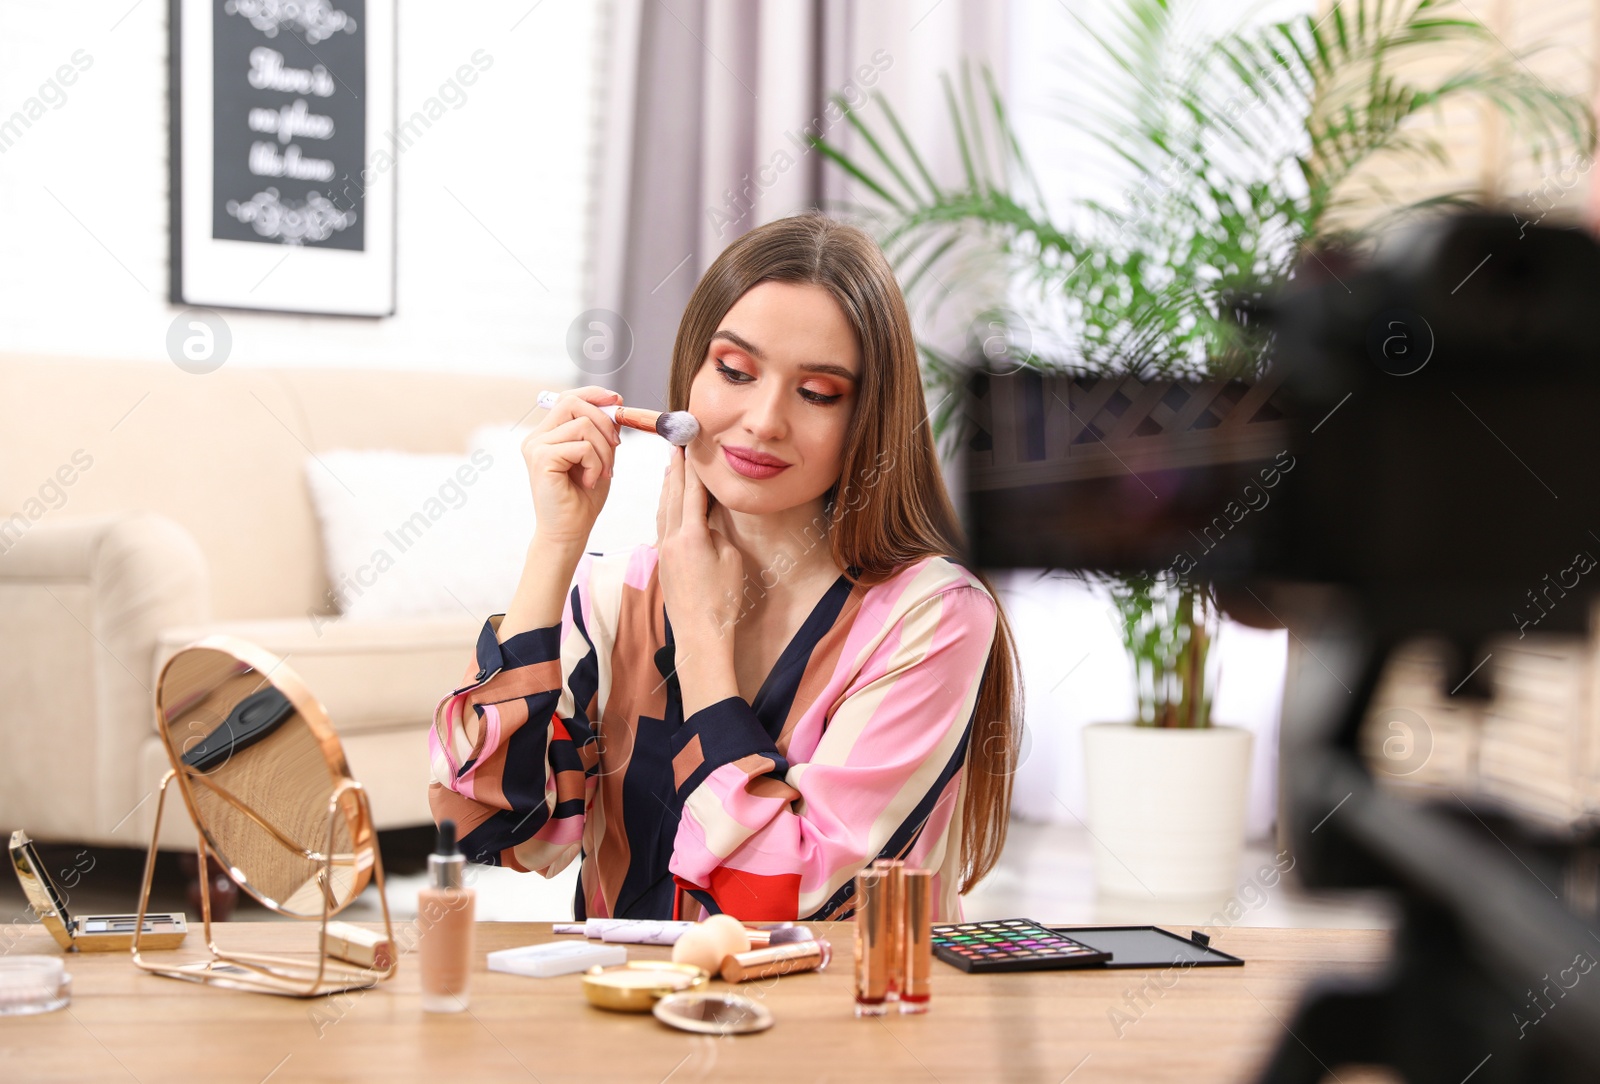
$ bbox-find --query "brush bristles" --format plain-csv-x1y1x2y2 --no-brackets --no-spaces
655,411,699,446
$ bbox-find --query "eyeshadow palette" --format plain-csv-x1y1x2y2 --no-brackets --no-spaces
930,918,1112,973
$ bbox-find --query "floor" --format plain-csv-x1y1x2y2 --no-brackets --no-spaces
6,819,1394,933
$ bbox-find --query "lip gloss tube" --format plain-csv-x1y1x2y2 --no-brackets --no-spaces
900,869,933,1013
854,867,891,1016
871,858,905,999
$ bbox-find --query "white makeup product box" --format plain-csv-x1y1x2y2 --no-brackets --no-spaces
486,941,628,978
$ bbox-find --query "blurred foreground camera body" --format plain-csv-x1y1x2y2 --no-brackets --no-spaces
1258,215,1600,1084
960,215,1600,1082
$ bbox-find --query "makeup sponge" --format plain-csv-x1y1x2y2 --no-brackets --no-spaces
669,926,722,974
671,915,751,974
701,914,751,956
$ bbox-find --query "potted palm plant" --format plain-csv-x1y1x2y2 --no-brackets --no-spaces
1081,572,1252,897
815,0,1593,898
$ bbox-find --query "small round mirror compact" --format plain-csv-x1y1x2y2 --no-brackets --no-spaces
652,991,775,1035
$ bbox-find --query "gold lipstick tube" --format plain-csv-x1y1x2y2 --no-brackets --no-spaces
872,858,905,998
719,939,832,982
326,920,395,972
900,869,933,1012
854,867,891,1016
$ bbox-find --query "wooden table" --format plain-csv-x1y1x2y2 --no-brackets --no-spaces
1,922,1394,1083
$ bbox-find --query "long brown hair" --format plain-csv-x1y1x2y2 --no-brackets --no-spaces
666,212,1024,895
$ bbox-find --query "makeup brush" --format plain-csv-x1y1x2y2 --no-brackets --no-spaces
535,390,700,446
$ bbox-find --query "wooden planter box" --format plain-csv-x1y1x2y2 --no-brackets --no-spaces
959,368,1291,488
954,368,1294,573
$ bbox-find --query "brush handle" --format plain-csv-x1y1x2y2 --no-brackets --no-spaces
536,389,660,434
613,408,663,435
537,389,619,418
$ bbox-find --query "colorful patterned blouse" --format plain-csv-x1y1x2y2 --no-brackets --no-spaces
428,543,997,923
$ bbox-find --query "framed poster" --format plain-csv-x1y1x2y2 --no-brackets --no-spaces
170,0,397,316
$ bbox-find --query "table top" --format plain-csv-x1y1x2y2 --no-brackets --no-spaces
2,921,1395,1084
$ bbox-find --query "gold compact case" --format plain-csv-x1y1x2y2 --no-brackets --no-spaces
653,991,774,1035
582,961,708,1012
9,830,187,952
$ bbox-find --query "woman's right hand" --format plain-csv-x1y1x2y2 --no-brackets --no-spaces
524,385,623,546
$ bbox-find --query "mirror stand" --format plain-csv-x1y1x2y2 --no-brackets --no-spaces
131,770,398,998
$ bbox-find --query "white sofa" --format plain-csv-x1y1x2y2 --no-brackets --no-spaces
0,352,560,851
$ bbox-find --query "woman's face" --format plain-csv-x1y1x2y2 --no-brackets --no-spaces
686,280,861,516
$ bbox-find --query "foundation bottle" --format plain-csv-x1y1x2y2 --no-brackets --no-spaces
418,819,475,1013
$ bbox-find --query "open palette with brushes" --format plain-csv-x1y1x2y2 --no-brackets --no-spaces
930,919,1111,973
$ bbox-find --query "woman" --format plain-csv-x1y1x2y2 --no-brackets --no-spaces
429,213,1022,923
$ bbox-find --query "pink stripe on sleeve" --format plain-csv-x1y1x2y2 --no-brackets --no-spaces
453,701,504,803
624,543,658,590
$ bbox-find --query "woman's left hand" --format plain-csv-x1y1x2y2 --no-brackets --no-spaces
657,445,745,647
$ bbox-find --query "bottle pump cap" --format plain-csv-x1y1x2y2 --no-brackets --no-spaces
428,820,465,890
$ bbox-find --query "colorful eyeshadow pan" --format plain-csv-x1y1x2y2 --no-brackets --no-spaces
929,918,1111,973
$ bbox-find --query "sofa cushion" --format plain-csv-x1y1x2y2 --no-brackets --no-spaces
303,445,526,623
301,423,669,624
155,614,483,736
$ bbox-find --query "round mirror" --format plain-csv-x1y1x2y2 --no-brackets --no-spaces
155,637,373,917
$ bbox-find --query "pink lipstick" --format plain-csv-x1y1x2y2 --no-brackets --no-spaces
722,445,790,480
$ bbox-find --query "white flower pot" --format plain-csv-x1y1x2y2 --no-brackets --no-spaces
1082,723,1254,899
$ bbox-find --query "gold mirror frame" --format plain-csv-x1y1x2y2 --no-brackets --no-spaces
131,635,396,997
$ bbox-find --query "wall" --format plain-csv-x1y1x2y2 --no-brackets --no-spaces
0,0,599,378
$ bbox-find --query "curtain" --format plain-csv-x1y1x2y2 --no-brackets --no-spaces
585,0,1010,409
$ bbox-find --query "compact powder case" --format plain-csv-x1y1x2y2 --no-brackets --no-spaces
582,961,708,1012
9,830,187,952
